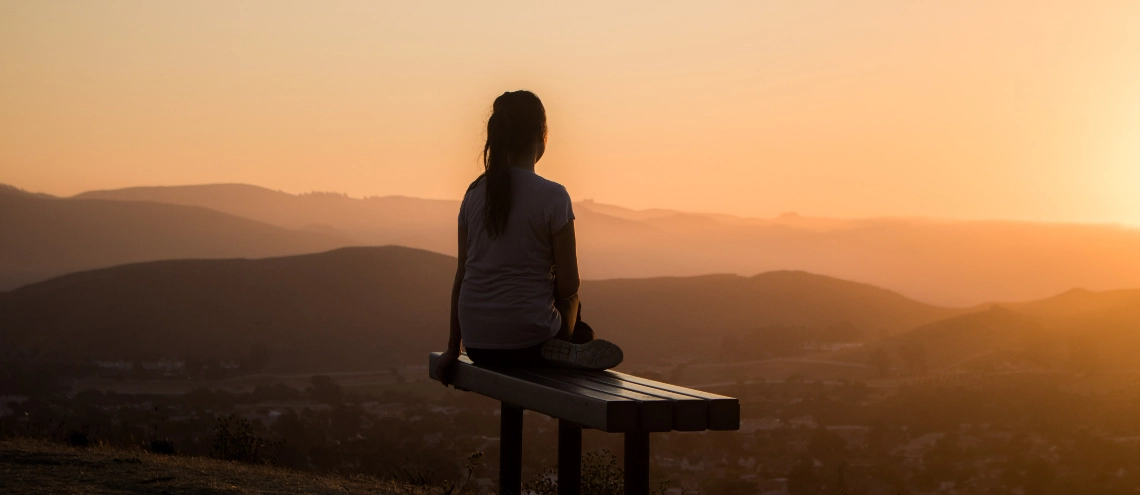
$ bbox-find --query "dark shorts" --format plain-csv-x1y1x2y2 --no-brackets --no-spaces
466,295,594,367
466,344,546,367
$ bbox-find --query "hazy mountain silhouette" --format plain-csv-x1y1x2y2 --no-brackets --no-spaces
831,289,1140,377
847,307,1041,373
581,271,965,361
0,247,454,371
73,183,1140,306
1008,287,1140,320
0,185,351,290
0,247,960,370
75,184,457,254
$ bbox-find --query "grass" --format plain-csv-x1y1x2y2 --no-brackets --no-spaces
0,437,433,495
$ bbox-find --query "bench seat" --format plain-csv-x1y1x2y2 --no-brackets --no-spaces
428,352,739,432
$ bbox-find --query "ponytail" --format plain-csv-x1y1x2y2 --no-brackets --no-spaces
481,90,547,239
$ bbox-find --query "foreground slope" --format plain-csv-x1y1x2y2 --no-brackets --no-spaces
0,185,352,290
0,438,420,495
0,247,957,370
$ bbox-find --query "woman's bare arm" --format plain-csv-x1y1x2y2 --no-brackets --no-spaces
552,220,580,300
448,226,467,351
435,225,467,386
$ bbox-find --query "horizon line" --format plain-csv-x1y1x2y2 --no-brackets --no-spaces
6,180,1140,230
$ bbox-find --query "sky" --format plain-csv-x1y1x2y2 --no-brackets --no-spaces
2,1,1139,224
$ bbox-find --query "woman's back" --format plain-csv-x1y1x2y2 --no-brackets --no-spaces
435,89,620,379
458,167,575,349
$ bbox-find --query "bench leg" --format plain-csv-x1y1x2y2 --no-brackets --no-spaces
624,431,650,495
500,403,523,495
558,420,582,495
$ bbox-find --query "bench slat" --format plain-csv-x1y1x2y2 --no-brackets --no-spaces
543,369,710,431
598,370,740,431
519,368,675,432
428,353,639,432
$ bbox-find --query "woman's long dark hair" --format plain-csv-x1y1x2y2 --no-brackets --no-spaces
481,90,547,239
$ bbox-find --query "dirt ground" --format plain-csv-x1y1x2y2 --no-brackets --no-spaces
0,438,428,495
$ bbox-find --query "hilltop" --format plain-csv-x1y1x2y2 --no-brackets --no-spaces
0,438,423,495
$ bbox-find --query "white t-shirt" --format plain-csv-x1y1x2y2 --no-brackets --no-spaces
458,167,575,349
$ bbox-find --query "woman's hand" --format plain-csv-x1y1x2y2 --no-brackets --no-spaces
435,347,461,387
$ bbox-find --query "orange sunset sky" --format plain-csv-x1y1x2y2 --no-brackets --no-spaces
2,1,1139,225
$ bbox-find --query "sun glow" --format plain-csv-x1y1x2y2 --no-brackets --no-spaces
1097,93,1140,227
2,1,1140,225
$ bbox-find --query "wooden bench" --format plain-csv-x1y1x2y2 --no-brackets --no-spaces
428,352,740,495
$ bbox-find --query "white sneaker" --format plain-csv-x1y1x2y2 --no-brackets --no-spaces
540,339,624,370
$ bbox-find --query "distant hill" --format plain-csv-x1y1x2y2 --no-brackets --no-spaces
1008,287,1140,321
0,185,352,290
73,183,1140,306
680,287,1140,386
75,184,458,254
582,271,964,361
828,290,1140,378
0,247,455,371
849,307,1042,372
0,247,959,370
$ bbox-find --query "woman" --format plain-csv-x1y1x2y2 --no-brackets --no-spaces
434,90,623,384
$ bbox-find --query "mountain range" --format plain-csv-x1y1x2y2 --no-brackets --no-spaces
0,184,349,291
69,183,1140,306
4,245,1138,376
0,246,962,370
